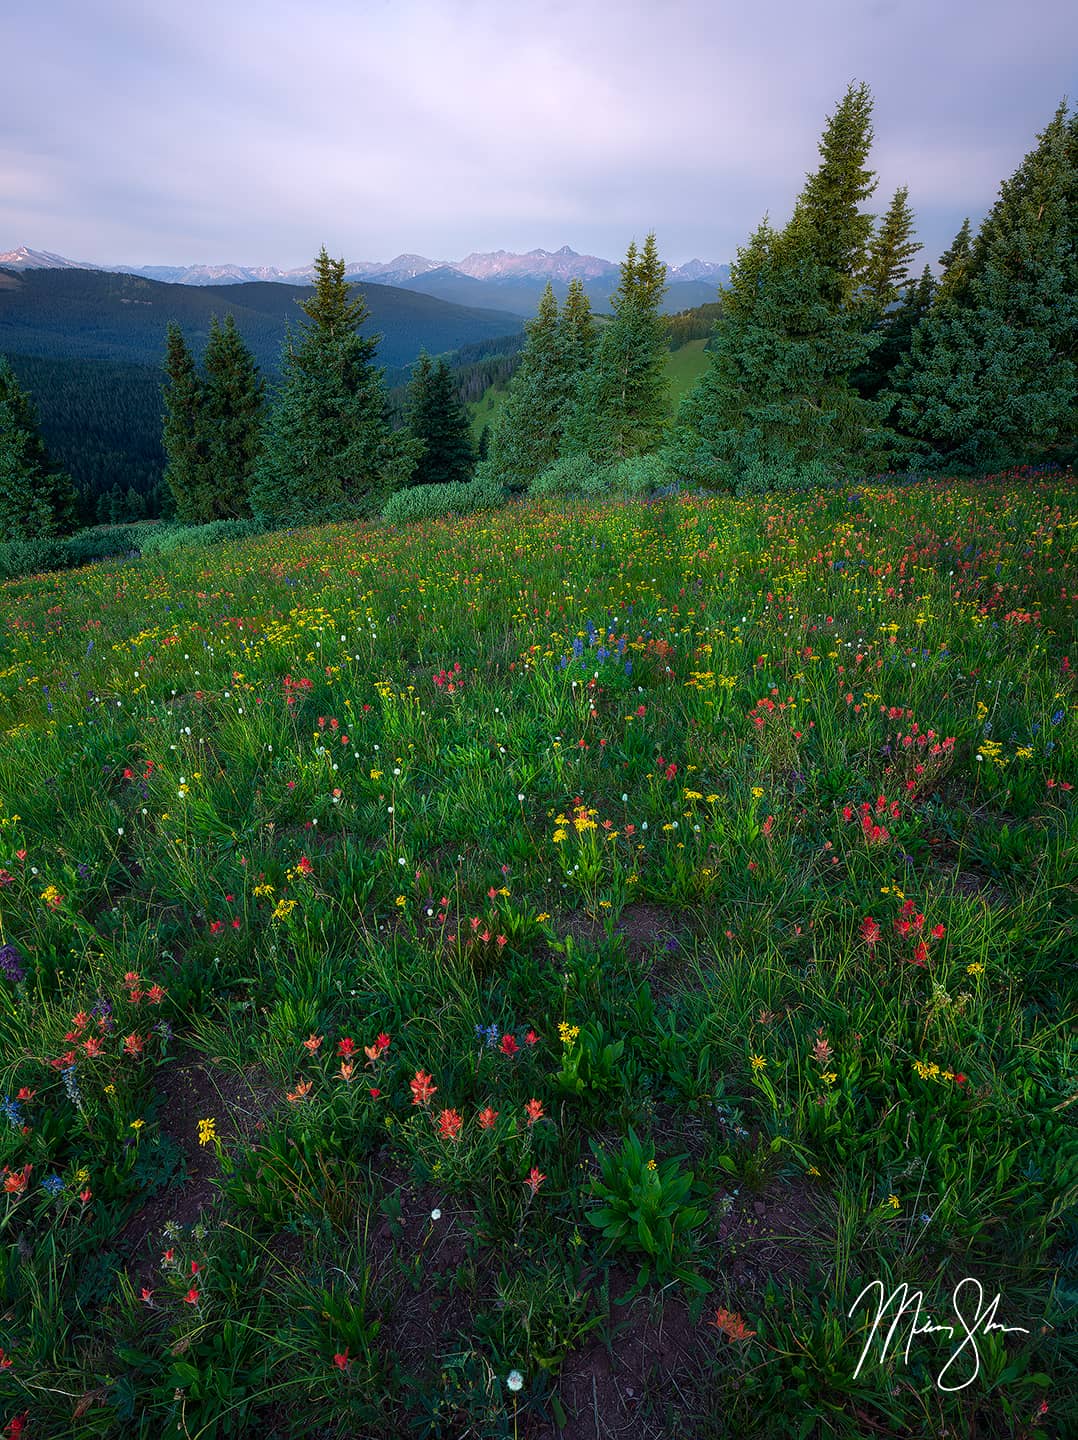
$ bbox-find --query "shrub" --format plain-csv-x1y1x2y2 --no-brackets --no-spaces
603,453,674,496
62,525,149,567
0,536,69,581
137,518,263,558
733,458,838,496
528,454,606,499
381,475,505,525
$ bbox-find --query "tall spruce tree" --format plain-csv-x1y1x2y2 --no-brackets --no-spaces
203,314,264,519
559,277,597,377
162,323,211,523
665,217,886,486
405,351,475,486
250,247,418,524
665,86,887,487
483,284,567,489
886,101,1077,471
852,189,925,400
862,187,921,310
791,80,879,305
0,355,79,539
563,232,671,461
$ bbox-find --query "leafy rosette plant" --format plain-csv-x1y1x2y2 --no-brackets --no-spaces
586,1126,709,1293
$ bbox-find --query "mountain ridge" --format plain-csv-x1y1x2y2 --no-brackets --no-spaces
1,243,728,289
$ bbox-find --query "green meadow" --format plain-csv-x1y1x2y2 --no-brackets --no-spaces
0,475,1075,1438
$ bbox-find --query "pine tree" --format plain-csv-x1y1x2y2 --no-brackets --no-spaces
250,247,416,524
0,355,79,539
559,278,597,376
791,80,879,306
484,284,568,489
161,323,211,523
862,187,921,310
936,218,974,304
887,101,1077,470
563,233,671,461
203,314,264,519
406,352,474,486
665,217,886,487
123,486,147,521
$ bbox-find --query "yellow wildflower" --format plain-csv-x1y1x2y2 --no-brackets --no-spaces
197,1117,217,1146
750,1053,767,1074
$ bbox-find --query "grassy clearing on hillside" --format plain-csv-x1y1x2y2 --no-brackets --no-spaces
663,338,711,402
0,474,1075,1439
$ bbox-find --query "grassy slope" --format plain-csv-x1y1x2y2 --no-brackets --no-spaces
0,477,1074,1438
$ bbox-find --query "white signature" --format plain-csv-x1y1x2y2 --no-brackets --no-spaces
849,1278,1030,1391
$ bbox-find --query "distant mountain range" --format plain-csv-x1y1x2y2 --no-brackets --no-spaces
0,244,730,317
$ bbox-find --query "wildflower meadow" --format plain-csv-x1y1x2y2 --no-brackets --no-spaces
0,470,1075,1438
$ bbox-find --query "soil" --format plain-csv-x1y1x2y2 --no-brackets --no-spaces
116,1052,277,1284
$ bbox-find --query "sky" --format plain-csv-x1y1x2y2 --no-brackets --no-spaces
3,0,1076,272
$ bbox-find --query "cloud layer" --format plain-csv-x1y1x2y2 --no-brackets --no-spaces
4,0,1075,270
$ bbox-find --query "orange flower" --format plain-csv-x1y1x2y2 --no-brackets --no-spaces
338,1061,355,1083
2,1165,31,1194
525,1166,546,1195
183,1288,200,1305
83,1036,104,1058
333,1349,350,1370
410,1070,437,1106
286,1078,313,1103
437,1108,463,1141
524,1098,544,1126
302,1034,323,1053
477,1106,499,1129
146,984,166,1004
123,1033,144,1057
712,1308,756,1341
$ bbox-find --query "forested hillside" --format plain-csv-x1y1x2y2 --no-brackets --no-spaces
0,268,525,519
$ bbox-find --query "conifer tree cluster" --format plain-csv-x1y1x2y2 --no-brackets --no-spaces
162,315,264,522
403,351,475,487
483,242,672,489
0,355,79,539
665,86,1077,487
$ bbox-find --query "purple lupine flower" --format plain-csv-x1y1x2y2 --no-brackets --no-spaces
0,944,25,983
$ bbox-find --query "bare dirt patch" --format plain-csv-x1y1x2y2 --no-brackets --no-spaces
539,1267,715,1440
117,1054,276,1282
